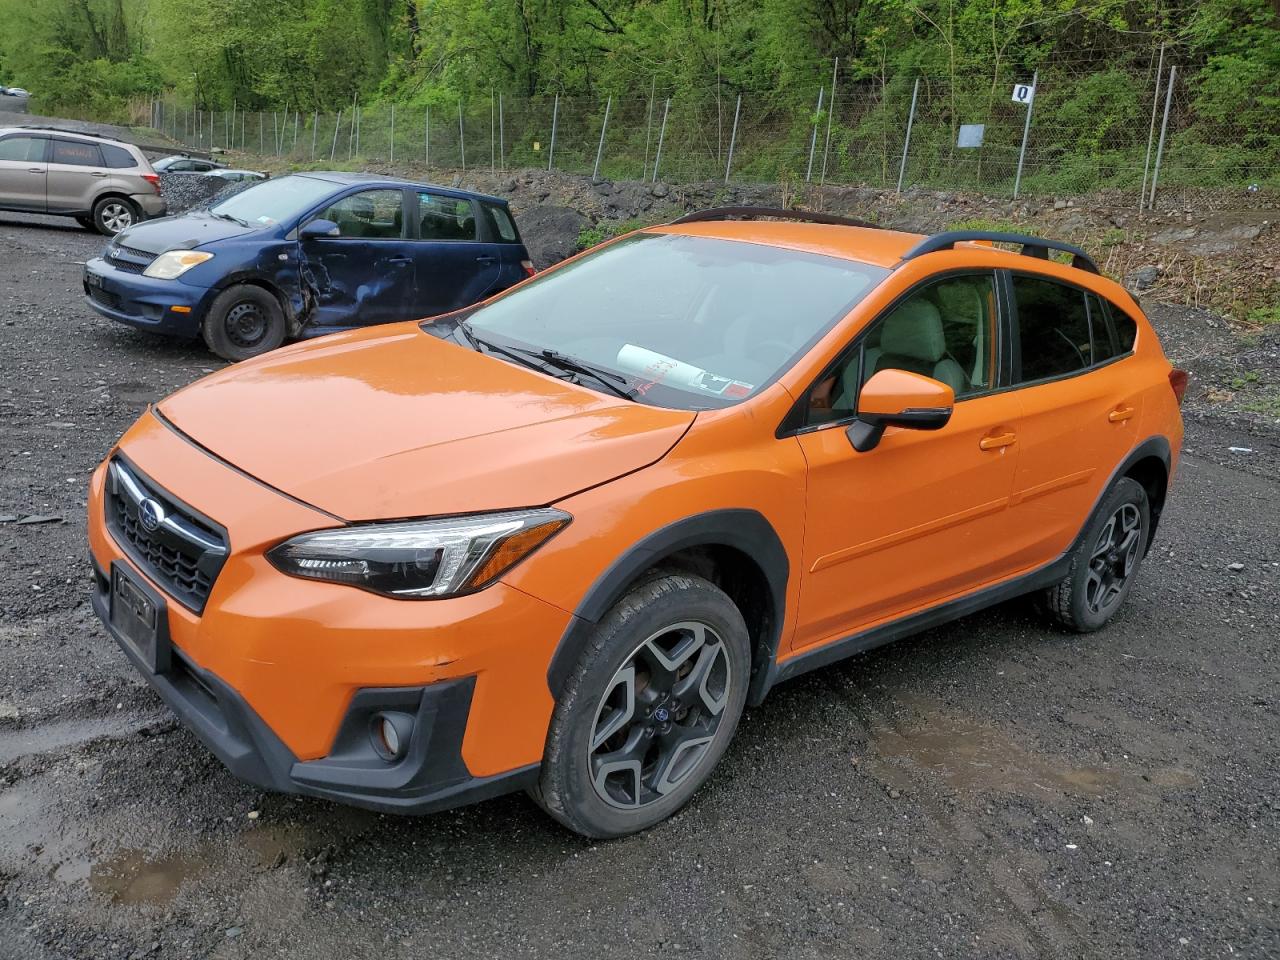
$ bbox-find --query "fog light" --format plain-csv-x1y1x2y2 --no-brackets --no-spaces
369,712,414,762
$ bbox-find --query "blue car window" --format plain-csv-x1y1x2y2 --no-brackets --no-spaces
319,189,405,239
416,192,476,241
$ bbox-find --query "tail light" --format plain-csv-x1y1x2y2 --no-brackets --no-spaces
521,259,536,278
1169,368,1189,405
142,173,161,194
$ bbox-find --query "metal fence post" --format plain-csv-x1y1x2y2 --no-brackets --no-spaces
425,106,430,167
652,98,670,183
724,94,742,184
1148,65,1177,210
820,58,838,184
458,102,466,170
293,111,299,153
593,96,612,181
897,78,920,193
389,103,396,163
806,86,825,182
547,94,559,171
1012,70,1038,199
312,111,318,160
642,78,656,180
330,108,342,160
354,104,361,157
498,94,505,171
258,113,264,154
1140,46,1167,210
490,91,496,169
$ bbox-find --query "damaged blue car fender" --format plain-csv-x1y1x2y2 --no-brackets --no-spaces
82,172,533,362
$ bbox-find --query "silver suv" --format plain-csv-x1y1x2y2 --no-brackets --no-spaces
0,126,166,234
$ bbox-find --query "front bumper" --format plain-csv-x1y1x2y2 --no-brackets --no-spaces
87,410,571,811
90,565,536,812
83,257,212,338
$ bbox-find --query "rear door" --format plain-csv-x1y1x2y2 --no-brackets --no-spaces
1002,271,1146,562
299,186,419,329
0,134,47,211
477,199,531,290
46,138,107,213
409,190,501,316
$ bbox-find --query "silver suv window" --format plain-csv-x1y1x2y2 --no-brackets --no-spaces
0,136,45,162
51,139,103,167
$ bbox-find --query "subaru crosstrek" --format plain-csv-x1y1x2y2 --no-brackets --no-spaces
88,209,1187,838
83,172,533,361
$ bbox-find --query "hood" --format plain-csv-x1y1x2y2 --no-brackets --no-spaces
114,211,259,255
157,324,695,521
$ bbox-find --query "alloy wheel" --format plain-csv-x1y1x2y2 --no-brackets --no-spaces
224,301,267,349
1085,503,1142,615
588,621,732,809
100,202,133,234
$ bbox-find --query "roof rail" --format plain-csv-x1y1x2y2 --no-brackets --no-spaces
901,230,1100,274
672,206,882,230
12,123,131,144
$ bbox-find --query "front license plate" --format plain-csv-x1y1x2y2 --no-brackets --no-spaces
110,563,164,672
85,270,105,289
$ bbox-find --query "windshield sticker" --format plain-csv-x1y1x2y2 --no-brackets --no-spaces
724,381,754,399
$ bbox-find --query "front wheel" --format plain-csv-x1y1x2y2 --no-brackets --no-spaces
201,284,286,362
532,572,751,838
1041,476,1151,632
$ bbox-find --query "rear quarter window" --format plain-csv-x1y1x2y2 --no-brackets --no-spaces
100,144,137,169
481,202,520,243
1108,301,1138,352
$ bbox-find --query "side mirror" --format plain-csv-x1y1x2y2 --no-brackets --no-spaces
299,218,340,240
846,369,954,452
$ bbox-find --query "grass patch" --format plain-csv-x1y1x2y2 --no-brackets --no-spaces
576,217,661,251
1246,304,1280,327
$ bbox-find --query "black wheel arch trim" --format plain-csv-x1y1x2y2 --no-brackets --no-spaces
545,508,790,707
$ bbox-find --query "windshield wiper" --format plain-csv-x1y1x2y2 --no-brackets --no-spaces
511,346,635,400
455,323,635,401
211,210,250,227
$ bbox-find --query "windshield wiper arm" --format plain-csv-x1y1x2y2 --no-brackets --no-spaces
211,211,250,227
455,321,556,375
515,347,635,400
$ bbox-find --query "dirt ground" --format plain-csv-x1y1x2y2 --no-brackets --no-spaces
0,209,1277,960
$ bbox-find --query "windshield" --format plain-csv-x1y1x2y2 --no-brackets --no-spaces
452,232,887,409
208,174,337,228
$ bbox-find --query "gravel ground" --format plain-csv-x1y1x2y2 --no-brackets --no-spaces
0,211,1277,960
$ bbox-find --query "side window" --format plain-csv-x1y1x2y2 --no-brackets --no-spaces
417,192,476,240
319,189,405,239
1012,275,1092,382
100,144,137,169
1108,301,1138,353
804,273,997,427
481,202,519,242
0,136,44,161
51,139,104,167
1087,294,1118,363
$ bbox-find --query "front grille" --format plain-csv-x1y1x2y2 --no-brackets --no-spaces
105,458,228,612
88,286,123,310
106,244,156,275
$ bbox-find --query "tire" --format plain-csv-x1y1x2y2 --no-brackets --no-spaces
92,196,137,236
201,285,286,362
532,572,751,839
1041,476,1151,632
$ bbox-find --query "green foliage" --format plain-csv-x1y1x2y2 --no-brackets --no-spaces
1247,304,1280,327
576,217,656,251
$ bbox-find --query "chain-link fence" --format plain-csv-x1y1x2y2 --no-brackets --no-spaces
142,60,1277,210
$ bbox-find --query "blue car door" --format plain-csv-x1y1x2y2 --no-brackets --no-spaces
299,186,418,329
409,190,502,317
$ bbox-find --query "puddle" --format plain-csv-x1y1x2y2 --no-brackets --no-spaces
870,699,1198,798
89,848,206,905
0,712,160,765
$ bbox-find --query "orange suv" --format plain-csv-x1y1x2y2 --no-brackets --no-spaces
88,209,1186,838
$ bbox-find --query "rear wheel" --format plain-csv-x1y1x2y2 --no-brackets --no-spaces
1042,476,1150,632
92,196,137,236
532,572,750,838
201,284,286,362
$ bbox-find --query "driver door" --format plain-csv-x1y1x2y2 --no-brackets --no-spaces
791,272,1025,653
300,187,418,329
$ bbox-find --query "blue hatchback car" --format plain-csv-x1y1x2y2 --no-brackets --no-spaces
83,172,533,360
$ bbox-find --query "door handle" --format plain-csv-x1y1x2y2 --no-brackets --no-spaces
387,256,412,263
979,432,1017,451
90,171,108,178
474,255,496,263
1108,406,1135,423
27,167,42,174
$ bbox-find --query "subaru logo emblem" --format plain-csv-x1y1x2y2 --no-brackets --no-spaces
138,498,165,533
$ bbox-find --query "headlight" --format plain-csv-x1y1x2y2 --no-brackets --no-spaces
142,250,214,279
267,508,571,599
